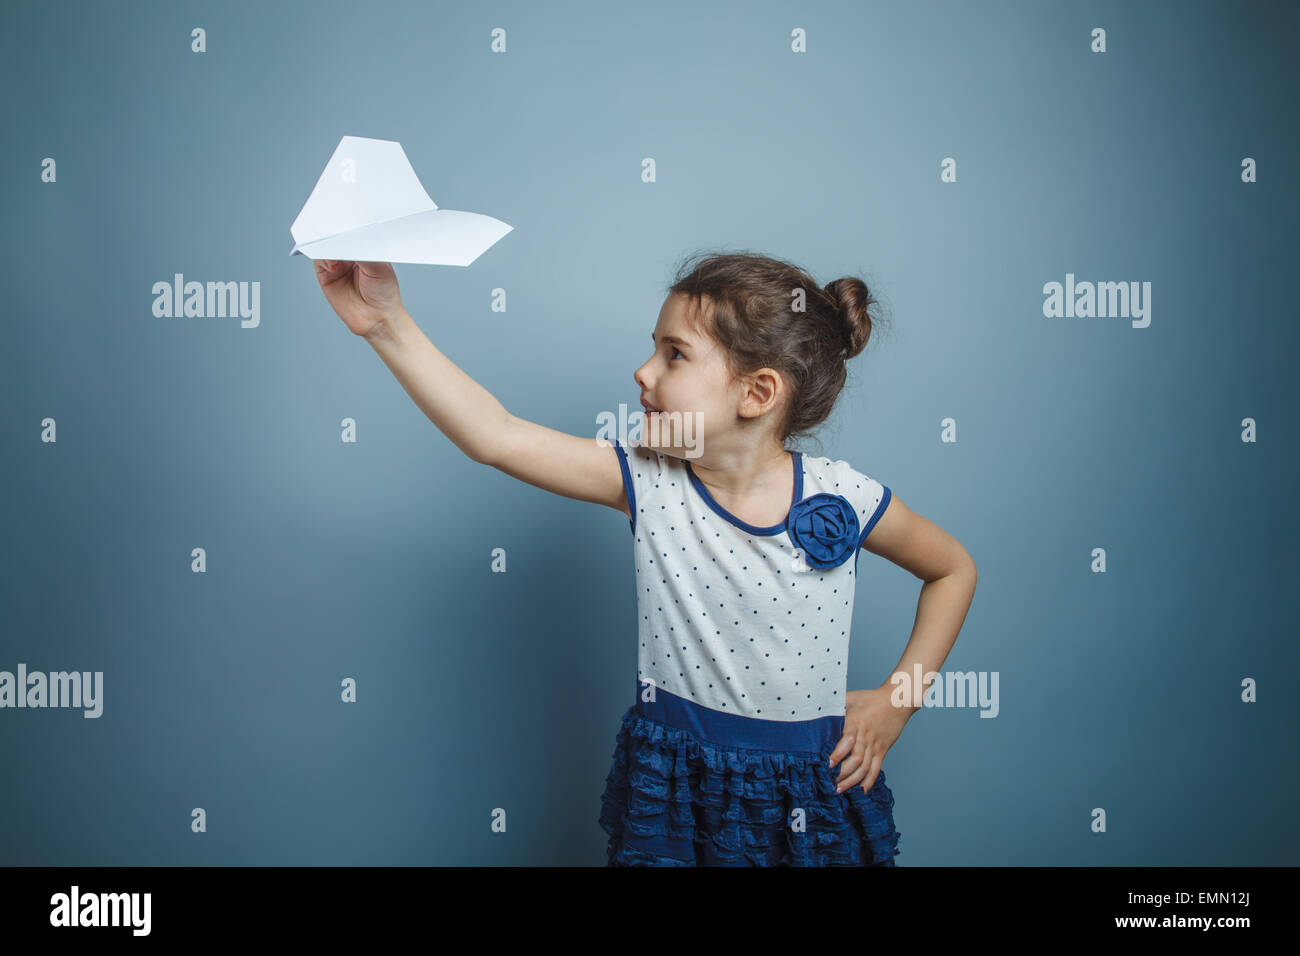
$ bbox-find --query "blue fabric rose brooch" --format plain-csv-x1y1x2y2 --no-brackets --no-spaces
786,493,860,570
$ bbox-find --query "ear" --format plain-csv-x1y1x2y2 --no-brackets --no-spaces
737,367,786,420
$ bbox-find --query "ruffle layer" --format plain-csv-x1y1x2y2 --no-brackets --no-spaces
598,706,901,866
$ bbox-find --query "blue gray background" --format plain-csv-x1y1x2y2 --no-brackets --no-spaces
2,0,1296,865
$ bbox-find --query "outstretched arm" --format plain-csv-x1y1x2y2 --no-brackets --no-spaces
364,304,628,519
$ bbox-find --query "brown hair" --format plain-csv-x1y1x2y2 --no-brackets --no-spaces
667,250,889,454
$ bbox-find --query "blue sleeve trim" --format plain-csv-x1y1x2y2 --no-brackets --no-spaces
612,440,636,534
856,485,891,553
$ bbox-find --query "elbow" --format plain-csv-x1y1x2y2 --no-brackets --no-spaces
947,552,977,586
468,444,502,469
471,414,515,468
920,558,976,586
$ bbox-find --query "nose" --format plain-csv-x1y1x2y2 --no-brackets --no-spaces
634,359,652,392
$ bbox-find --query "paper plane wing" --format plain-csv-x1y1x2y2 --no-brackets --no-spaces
289,134,512,267
292,208,513,267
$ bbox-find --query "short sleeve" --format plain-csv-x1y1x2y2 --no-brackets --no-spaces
852,471,892,548
820,459,891,570
611,439,667,535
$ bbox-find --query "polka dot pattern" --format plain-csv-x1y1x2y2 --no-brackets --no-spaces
613,441,891,722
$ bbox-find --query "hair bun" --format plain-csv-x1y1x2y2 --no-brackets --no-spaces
823,277,875,359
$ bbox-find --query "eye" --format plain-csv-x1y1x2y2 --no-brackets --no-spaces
670,346,683,360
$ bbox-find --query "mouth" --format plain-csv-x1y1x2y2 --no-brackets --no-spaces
641,400,662,414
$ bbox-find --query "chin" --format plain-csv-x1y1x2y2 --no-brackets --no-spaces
640,410,673,446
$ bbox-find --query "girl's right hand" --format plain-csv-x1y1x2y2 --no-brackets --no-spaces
314,259,404,338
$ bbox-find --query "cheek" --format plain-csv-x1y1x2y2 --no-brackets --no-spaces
663,379,693,405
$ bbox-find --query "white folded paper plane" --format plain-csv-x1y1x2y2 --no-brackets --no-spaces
289,135,513,266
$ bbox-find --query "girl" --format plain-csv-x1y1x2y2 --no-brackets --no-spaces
313,251,978,866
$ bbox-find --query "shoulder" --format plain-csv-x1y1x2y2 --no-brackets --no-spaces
802,454,893,544
612,440,685,533
613,439,673,486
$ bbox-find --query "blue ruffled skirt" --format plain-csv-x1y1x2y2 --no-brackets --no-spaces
598,682,901,866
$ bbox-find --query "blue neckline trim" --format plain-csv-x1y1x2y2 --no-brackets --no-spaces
685,451,803,536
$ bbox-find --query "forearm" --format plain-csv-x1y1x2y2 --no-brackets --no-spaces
880,563,978,714
363,307,512,464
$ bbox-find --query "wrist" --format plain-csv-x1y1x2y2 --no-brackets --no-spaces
364,306,412,349
876,679,921,717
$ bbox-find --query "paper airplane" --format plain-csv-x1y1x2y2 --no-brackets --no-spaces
289,135,513,266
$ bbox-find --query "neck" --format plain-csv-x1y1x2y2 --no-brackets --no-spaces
686,442,791,497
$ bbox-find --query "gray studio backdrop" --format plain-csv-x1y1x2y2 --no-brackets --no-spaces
2,0,1296,865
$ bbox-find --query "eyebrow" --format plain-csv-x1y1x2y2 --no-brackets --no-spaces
651,333,691,348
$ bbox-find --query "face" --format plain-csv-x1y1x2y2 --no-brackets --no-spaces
633,293,742,458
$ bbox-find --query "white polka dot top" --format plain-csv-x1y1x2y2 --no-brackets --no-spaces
612,439,892,721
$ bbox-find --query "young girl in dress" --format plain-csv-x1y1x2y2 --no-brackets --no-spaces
312,250,978,866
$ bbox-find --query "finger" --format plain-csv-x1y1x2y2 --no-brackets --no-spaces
827,732,855,769
859,753,884,795
837,747,875,794
318,260,359,285
837,735,869,783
